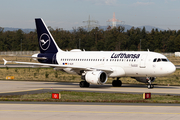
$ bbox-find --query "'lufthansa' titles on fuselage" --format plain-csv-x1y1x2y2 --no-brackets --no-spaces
111,53,140,59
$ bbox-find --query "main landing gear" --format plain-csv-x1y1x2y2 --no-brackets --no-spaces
79,73,90,88
79,81,90,88
112,77,122,87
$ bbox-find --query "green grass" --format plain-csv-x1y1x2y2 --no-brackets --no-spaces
1,91,180,103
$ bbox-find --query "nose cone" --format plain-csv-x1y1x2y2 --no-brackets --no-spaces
167,63,176,74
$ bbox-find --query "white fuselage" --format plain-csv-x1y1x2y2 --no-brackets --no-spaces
56,50,176,78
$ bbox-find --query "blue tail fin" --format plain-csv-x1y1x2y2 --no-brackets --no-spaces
35,18,61,53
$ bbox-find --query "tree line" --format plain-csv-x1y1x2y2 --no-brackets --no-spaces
0,26,180,52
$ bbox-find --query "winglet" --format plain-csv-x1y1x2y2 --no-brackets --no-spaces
3,58,7,65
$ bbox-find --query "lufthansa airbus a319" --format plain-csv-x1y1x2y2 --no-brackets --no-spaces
3,18,176,89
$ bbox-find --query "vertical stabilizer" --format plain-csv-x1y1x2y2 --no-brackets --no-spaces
35,18,61,53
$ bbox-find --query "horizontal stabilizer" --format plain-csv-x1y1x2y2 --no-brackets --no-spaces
3,58,12,65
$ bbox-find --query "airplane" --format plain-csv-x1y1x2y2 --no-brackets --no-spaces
3,18,176,89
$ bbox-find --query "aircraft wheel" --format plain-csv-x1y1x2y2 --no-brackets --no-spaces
112,80,116,87
79,81,90,88
116,80,122,87
79,81,84,87
112,80,122,87
147,84,154,89
151,84,154,88
147,84,151,89
85,82,90,87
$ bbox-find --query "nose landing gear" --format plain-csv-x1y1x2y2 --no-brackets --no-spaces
147,78,154,89
147,84,154,89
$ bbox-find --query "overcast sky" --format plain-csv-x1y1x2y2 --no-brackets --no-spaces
1,0,180,30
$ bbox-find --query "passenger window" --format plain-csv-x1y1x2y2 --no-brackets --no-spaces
153,58,157,62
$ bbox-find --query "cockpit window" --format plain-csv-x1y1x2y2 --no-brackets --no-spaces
153,58,169,62
162,58,168,62
157,58,161,62
153,58,157,62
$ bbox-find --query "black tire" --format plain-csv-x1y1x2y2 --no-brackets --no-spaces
117,80,122,87
79,81,85,87
112,80,117,87
85,82,90,87
112,80,122,87
147,84,151,89
79,81,90,88
150,84,154,88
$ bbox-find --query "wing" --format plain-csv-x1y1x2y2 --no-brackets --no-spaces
3,59,113,72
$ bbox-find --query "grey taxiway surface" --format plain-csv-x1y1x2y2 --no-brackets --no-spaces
1,80,180,120
0,102,180,120
0,80,180,95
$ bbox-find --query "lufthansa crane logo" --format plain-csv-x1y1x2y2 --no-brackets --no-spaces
39,33,51,50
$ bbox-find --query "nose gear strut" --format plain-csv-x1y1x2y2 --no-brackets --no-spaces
147,77,154,89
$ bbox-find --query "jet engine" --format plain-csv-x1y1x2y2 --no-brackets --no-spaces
85,71,108,85
133,77,156,83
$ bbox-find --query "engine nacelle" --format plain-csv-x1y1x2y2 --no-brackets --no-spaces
133,77,156,83
85,71,108,85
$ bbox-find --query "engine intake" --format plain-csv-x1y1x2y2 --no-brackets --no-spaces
85,71,108,85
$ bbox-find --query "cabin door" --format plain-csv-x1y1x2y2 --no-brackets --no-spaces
139,54,147,68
